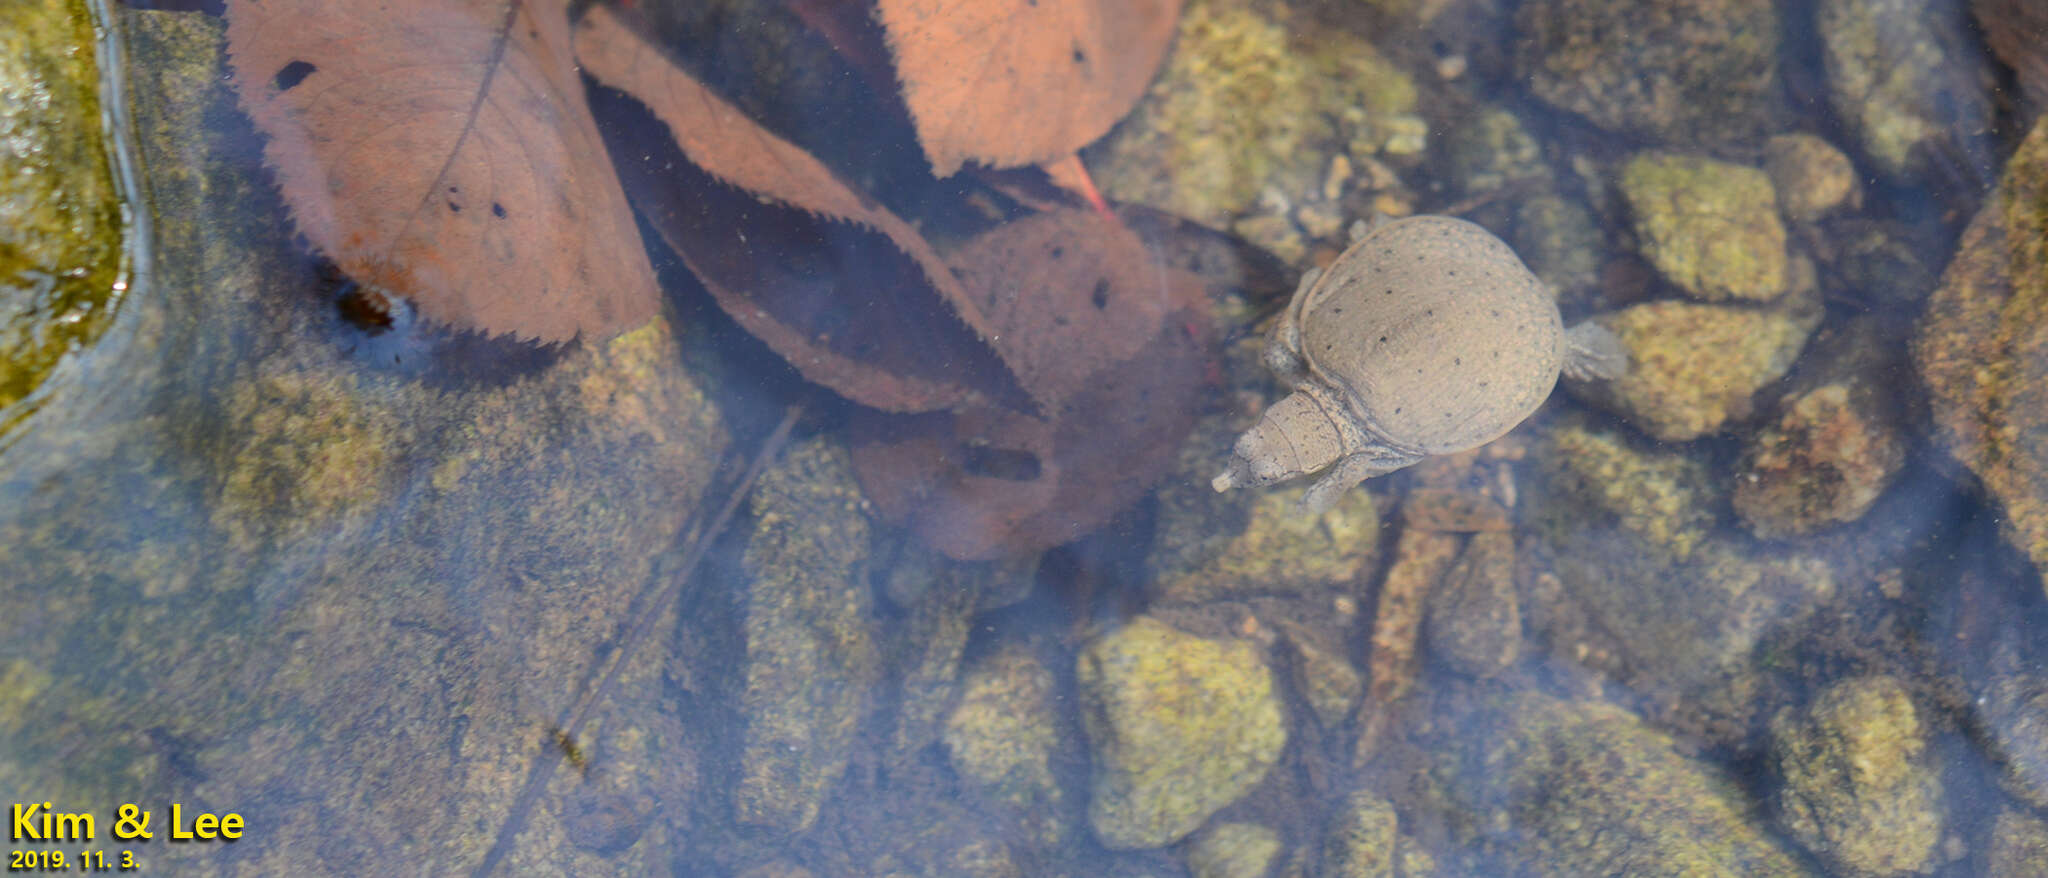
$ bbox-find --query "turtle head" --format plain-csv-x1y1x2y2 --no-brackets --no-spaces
1211,390,1345,493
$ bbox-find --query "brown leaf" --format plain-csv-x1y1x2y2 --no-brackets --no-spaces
849,209,1212,559
949,208,1175,410
224,0,657,342
575,7,1032,414
876,0,1184,177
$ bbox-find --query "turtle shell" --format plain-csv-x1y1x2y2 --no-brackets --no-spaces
1297,216,1563,455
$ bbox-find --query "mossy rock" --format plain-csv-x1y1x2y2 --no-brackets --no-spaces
1514,0,1779,147
734,437,879,834
1078,616,1285,849
0,0,125,423
1573,298,1814,441
1916,117,2048,595
1619,152,1788,304
1769,675,1942,876
1431,685,1815,877
1090,0,1419,227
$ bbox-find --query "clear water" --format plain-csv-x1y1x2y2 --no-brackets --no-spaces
2,0,2043,875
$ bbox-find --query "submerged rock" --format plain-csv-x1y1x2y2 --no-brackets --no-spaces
1528,416,1837,744
943,644,1074,850
1513,0,1778,146
1433,686,1814,876
1320,789,1441,878
1090,0,1420,228
1424,529,1521,678
1185,821,1283,878
1573,299,1815,441
1618,152,1788,304
1733,320,1908,539
1979,662,2048,813
1147,339,1380,606
1511,192,1607,310
734,437,879,834
1764,134,1861,223
0,0,125,421
1991,808,2048,877
1077,616,1285,849
1440,106,1544,198
1916,118,2048,593
1769,676,1944,876
1819,0,1991,180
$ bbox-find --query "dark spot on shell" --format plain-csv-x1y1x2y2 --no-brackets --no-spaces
273,60,316,91
1379,335,1388,343
492,202,507,218
1091,280,1110,309
447,200,460,213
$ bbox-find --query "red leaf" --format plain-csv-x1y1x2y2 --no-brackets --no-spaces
575,7,1032,413
225,0,657,342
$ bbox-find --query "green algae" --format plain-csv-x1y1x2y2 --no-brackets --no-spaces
0,0,125,420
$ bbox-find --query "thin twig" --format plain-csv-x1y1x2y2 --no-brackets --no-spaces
473,405,802,877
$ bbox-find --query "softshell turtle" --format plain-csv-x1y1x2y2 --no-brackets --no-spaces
1213,215,1626,511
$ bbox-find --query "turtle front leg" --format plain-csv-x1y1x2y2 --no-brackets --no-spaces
1299,447,1421,513
1264,267,1319,383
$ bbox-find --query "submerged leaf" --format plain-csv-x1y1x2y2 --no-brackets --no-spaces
575,7,1032,413
224,0,657,343
850,209,1211,559
877,0,1184,176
